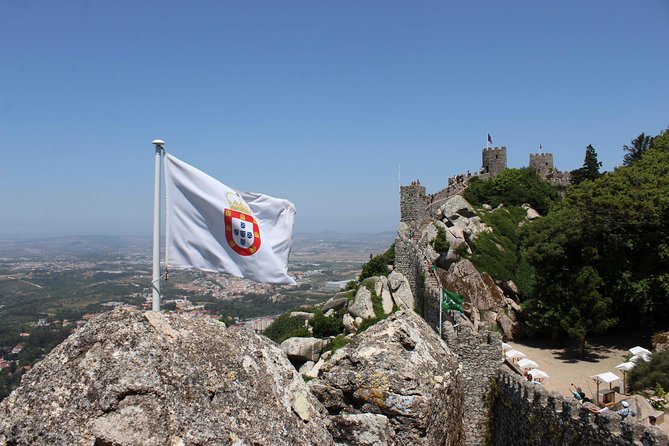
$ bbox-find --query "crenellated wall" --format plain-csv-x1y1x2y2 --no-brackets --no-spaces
492,368,669,446
529,153,554,178
482,147,507,177
444,330,503,446
399,182,428,225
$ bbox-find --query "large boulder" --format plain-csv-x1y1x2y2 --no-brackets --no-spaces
369,276,394,315
387,271,415,311
281,337,326,363
439,259,520,337
0,308,334,446
349,286,375,320
310,310,464,446
440,195,477,222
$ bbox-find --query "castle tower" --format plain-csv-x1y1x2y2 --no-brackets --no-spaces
399,181,427,225
529,153,554,179
481,146,507,177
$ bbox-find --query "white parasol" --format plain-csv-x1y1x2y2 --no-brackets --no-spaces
505,349,526,361
528,369,549,379
517,358,539,370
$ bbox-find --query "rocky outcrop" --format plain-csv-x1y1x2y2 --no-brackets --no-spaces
349,286,375,320
0,308,334,446
438,195,491,238
281,336,326,362
387,271,414,311
310,310,464,446
439,259,519,338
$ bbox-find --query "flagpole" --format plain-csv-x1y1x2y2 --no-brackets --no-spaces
151,139,165,312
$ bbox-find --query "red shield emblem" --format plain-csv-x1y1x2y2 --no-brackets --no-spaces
224,209,261,256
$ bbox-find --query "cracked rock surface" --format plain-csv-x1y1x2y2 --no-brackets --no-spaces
0,308,334,446
309,310,464,446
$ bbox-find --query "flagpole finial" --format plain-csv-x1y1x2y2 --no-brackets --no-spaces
152,139,165,147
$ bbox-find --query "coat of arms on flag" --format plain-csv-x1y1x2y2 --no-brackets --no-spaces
225,209,261,255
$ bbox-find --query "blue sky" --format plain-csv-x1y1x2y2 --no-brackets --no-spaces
1,0,668,237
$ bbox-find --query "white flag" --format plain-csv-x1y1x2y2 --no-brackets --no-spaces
164,153,296,285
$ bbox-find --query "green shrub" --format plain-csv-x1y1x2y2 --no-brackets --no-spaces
359,244,395,281
263,313,311,344
431,225,450,254
463,168,560,215
312,310,345,338
628,351,669,392
325,334,351,353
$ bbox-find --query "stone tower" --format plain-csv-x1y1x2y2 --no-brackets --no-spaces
481,146,507,177
400,181,427,225
529,153,554,179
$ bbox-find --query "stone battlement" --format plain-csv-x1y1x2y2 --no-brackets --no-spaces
493,368,668,445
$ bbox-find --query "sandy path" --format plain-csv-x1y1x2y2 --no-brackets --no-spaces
507,339,630,400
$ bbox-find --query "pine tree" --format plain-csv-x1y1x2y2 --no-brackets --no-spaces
571,144,602,185
623,133,653,166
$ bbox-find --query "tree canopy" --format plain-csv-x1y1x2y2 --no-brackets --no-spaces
570,144,603,185
463,167,560,215
520,147,669,346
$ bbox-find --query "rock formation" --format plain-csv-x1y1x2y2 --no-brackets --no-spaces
309,310,464,446
0,308,334,446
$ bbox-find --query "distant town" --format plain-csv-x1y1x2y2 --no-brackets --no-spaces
0,232,394,399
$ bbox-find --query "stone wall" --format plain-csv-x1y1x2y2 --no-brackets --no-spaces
444,330,503,446
400,182,427,225
482,147,507,177
492,368,669,446
396,231,502,446
529,153,554,178
394,237,422,303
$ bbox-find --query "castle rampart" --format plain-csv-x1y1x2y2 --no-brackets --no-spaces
482,146,507,177
529,153,554,179
399,181,428,225
492,368,668,445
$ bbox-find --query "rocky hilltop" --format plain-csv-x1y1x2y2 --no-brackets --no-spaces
0,308,334,446
0,307,461,446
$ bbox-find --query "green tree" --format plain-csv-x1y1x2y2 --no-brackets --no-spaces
560,266,617,354
623,133,654,166
570,144,603,185
651,126,669,153
463,168,559,214
359,244,395,281
521,146,669,342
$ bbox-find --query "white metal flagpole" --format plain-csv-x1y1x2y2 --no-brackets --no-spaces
151,139,165,312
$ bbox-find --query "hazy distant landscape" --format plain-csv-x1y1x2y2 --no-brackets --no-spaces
0,231,395,399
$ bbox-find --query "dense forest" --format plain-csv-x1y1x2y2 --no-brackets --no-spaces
464,127,669,353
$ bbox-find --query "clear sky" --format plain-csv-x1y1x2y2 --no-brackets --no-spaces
1,0,668,238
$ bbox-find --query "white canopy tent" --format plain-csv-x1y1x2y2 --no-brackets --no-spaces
590,372,622,404
517,358,539,371
615,362,636,395
502,342,513,353
505,349,526,361
528,369,549,380
629,346,651,356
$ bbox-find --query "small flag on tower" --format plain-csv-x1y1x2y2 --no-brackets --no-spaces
488,134,493,144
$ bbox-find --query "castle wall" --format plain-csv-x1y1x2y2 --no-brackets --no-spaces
400,183,428,225
482,147,507,177
444,330,503,446
492,369,668,446
396,229,501,445
529,153,554,179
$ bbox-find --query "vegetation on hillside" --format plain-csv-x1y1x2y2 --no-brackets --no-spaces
463,167,560,214
520,144,669,351
466,206,535,297
359,244,395,281
457,126,669,356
